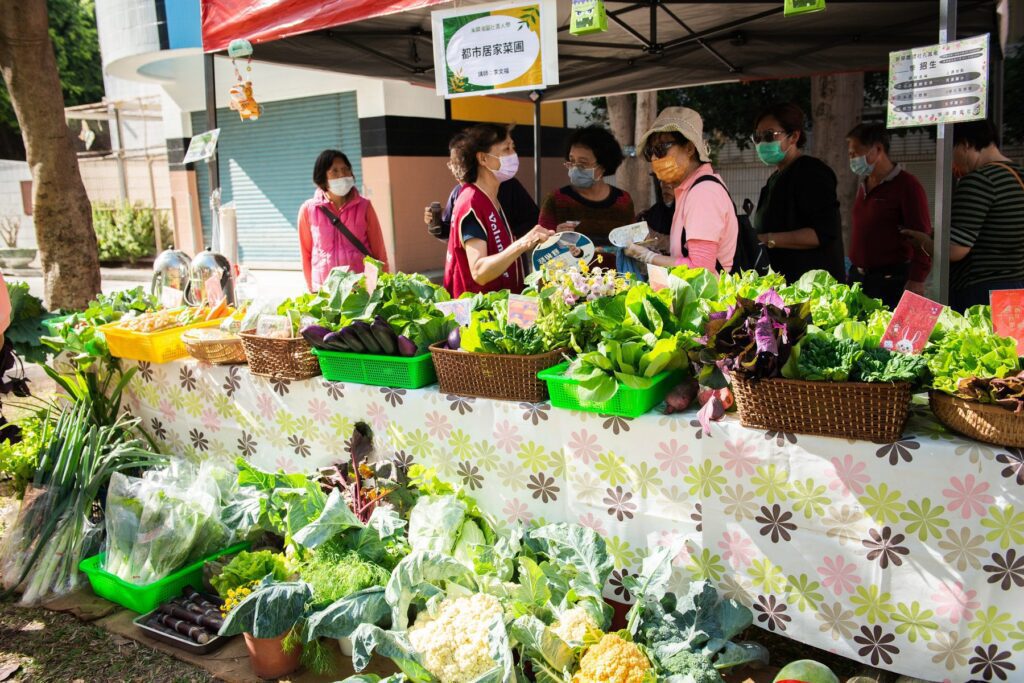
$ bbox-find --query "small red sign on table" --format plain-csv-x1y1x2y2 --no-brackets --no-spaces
880,291,944,354
991,289,1024,355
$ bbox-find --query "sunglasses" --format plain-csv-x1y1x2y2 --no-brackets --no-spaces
643,141,677,161
750,129,789,145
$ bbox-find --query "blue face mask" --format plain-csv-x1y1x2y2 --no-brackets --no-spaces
849,155,875,176
568,166,597,189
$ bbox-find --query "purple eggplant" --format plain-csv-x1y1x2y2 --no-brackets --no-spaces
370,318,398,355
447,327,461,350
396,335,418,357
323,331,350,352
339,327,366,353
301,325,332,350
351,321,382,354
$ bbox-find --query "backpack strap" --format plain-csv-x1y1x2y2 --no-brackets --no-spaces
316,204,371,257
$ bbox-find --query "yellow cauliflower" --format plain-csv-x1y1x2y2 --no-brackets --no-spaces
551,606,599,644
408,593,503,683
572,633,651,683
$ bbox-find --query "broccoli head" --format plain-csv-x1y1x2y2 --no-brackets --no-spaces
657,649,724,683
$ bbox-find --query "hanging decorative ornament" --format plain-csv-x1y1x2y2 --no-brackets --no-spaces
226,38,262,121
784,0,826,16
570,0,607,35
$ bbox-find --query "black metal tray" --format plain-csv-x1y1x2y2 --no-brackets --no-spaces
133,592,231,655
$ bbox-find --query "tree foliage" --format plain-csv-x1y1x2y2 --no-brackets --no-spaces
0,0,102,159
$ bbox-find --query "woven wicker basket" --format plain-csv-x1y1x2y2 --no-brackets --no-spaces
239,331,321,381
731,377,912,443
930,391,1024,447
181,330,247,365
429,342,566,402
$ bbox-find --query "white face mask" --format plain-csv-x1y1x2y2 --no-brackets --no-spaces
328,176,355,197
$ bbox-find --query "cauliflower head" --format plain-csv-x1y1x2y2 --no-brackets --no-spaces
408,593,503,683
551,606,599,644
572,633,651,683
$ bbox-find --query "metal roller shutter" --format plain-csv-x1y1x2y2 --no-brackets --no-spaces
191,92,362,266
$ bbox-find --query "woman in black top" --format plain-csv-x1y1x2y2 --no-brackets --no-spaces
751,103,845,283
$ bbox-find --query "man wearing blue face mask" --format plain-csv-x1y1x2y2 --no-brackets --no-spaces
846,123,932,309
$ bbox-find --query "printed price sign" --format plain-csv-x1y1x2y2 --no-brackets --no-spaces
160,286,184,310
887,34,989,128
435,299,473,326
991,289,1024,355
205,274,224,307
364,261,379,295
880,291,944,354
648,265,670,292
507,294,539,329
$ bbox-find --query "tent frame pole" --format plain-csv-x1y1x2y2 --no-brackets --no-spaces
532,91,542,202
933,0,956,305
203,53,220,196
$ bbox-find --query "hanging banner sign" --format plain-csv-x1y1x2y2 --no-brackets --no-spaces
182,129,221,164
431,0,559,99
887,34,989,128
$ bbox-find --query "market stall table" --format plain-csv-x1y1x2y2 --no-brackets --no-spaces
122,359,1024,681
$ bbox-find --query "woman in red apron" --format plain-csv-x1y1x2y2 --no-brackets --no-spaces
443,124,553,298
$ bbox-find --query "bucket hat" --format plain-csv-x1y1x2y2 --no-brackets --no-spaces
637,107,711,163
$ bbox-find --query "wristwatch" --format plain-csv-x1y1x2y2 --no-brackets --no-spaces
766,234,776,249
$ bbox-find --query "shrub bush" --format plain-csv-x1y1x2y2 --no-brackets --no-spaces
92,201,173,264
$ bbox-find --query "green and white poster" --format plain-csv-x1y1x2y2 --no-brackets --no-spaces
887,34,989,128
431,0,558,99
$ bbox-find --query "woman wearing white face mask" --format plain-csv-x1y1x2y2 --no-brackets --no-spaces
443,124,553,297
298,149,389,292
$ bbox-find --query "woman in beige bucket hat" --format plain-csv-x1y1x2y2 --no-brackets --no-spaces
626,107,738,273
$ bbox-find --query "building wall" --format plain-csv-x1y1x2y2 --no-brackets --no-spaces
0,161,35,249
78,156,173,210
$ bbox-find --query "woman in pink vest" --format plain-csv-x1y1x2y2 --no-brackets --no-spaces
298,150,389,292
443,124,553,298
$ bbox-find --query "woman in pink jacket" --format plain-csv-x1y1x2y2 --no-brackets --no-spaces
298,150,389,292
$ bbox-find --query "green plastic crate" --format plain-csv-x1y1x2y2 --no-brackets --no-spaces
78,541,249,614
538,362,684,418
313,348,437,389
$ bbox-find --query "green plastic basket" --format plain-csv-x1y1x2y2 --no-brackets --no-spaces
313,348,437,389
78,541,249,614
538,362,684,418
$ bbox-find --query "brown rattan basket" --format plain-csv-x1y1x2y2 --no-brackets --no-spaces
929,391,1024,447
239,330,321,381
731,377,912,443
181,330,247,365
429,342,567,402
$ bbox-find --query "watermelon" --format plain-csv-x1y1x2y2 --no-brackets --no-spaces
773,660,840,683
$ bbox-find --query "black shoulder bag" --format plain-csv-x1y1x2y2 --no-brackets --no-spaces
316,204,371,257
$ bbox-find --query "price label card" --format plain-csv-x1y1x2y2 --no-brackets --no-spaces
991,289,1024,355
648,264,670,292
880,290,944,354
160,286,183,310
205,274,224,307
435,299,473,326
507,294,539,329
364,261,379,295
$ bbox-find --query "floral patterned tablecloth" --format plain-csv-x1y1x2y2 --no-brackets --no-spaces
122,359,1024,682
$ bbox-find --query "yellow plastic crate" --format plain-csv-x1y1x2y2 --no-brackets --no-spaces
102,317,228,364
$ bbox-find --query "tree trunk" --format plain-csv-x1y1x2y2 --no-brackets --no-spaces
810,72,864,258
0,0,101,310
606,91,658,215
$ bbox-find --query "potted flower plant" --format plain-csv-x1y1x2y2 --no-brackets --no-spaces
0,216,36,268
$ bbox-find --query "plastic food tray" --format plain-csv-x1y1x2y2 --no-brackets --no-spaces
133,591,231,654
101,318,229,364
538,362,683,418
313,348,436,389
79,541,248,614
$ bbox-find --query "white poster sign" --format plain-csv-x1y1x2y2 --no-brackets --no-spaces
887,34,989,128
431,0,558,99
182,128,221,164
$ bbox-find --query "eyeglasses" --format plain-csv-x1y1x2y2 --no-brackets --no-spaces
563,160,598,171
643,141,676,161
750,129,788,144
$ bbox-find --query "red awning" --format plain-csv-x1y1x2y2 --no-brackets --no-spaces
201,0,449,52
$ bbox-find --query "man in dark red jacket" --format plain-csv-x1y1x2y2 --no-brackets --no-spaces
846,122,933,309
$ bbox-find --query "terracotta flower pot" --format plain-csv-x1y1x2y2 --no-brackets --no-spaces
244,631,302,679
